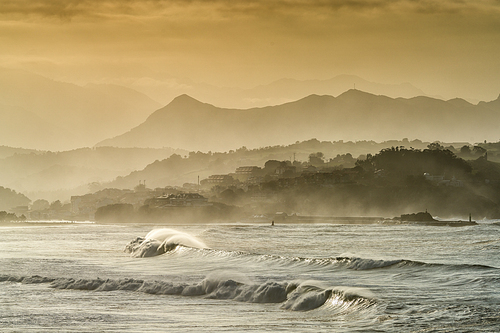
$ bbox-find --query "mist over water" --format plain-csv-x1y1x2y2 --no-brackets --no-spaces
1,221,500,331
2,0,500,330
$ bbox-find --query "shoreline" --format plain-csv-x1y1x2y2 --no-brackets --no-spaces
0,220,95,226
1,217,479,227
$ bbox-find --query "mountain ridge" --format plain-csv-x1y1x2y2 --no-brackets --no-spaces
0,67,162,150
120,74,435,108
96,90,500,151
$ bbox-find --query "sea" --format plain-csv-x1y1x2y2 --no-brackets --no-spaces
1,219,500,332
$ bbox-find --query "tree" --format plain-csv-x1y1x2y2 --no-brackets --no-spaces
264,160,281,172
0,211,22,221
460,145,472,156
0,186,31,211
357,146,472,183
32,199,50,211
473,146,487,156
309,152,325,166
50,200,63,211
219,189,239,204
427,142,444,150
95,203,134,222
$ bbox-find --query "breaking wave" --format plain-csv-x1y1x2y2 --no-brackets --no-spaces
281,282,376,312
125,228,207,257
125,229,498,274
124,228,409,269
281,256,414,270
0,274,375,313
244,253,498,272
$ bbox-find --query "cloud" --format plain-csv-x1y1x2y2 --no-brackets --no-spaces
0,0,88,19
1,0,499,21
1,0,499,101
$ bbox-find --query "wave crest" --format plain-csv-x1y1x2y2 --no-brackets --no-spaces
125,228,206,257
281,282,376,312
1,273,375,312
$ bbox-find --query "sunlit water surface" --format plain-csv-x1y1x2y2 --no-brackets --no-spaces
1,221,500,332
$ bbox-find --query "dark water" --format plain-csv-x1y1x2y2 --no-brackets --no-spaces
1,221,500,332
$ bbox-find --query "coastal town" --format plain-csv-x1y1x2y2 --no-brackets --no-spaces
4,143,498,223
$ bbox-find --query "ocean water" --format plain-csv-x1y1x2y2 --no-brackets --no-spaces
1,220,500,332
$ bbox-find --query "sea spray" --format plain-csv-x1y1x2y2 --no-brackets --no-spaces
145,228,207,248
125,229,479,274
4,221,500,331
125,228,207,257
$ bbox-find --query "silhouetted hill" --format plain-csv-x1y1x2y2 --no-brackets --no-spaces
0,103,72,149
104,139,439,191
97,90,500,151
0,139,432,202
479,94,500,110
446,98,475,108
131,74,429,108
0,67,161,150
252,75,425,98
0,186,30,211
0,146,39,159
0,147,185,201
102,142,500,219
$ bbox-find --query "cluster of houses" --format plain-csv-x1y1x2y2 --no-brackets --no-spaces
144,192,210,208
10,156,468,221
199,162,358,189
198,160,469,196
70,185,199,220
11,185,200,221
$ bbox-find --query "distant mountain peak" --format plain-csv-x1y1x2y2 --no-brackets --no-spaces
337,89,377,99
301,93,327,100
291,94,335,106
446,98,473,108
163,94,217,112
96,88,500,151
169,94,202,105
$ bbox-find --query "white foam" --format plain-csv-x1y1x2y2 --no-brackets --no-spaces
125,228,207,257
146,228,207,249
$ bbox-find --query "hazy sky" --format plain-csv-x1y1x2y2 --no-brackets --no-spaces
1,0,500,101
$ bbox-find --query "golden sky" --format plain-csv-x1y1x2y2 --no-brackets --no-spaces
1,0,500,101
